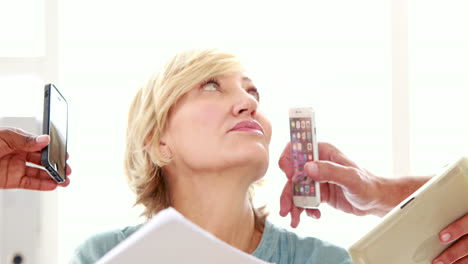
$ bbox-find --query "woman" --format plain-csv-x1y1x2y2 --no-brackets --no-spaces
71,49,351,263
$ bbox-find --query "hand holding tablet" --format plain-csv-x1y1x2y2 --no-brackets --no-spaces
349,157,468,264
433,213,468,264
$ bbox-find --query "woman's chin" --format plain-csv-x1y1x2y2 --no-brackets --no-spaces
232,149,269,172
234,143,268,158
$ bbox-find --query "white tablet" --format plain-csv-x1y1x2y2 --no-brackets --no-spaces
349,157,468,264
96,208,269,264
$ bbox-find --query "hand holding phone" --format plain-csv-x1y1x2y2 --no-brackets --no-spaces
289,107,320,208
41,84,68,183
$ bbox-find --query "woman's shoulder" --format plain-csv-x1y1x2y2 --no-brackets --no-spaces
253,221,352,264
70,224,143,264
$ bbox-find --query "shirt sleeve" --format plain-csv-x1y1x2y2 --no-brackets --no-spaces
69,250,96,264
69,230,127,264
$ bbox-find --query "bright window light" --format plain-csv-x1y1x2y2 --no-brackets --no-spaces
409,1,468,174
0,0,45,57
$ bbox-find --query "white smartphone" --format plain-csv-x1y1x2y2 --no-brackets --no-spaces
289,107,321,208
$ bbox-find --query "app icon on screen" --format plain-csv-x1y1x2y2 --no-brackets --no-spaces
296,121,301,129
300,186,304,193
291,121,295,128
307,132,311,140
305,185,310,194
302,132,306,141
307,143,312,151
306,120,310,128
308,154,313,160
301,121,305,129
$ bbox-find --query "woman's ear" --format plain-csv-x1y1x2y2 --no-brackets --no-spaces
159,144,168,158
159,137,173,159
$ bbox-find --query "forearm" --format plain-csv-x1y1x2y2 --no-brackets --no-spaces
374,175,432,216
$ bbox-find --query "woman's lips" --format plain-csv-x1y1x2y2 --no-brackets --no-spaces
229,120,264,135
231,127,264,135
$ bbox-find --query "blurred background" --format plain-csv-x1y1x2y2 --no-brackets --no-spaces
1,0,467,263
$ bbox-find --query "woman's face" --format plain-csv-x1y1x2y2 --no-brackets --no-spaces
162,72,272,178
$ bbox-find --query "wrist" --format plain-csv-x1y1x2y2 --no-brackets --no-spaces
373,175,432,217
372,176,397,217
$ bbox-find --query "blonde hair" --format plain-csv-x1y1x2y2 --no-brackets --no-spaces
124,49,267,230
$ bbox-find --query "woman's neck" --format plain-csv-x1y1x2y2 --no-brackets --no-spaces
168,170,263,253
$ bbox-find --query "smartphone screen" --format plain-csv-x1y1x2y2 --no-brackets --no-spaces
41,84,68,183
289,115,317,197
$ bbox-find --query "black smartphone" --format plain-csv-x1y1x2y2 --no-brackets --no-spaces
41,84,68,183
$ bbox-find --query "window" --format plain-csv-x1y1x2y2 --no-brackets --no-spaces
409,1,468,174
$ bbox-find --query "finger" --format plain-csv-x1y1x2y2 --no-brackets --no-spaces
319,181,330,204
25,166,54,181
19,176,58,191
66,164,72,176
305,161,361,193
305,208,322,219
0,127,33,137
59,177,70,187
439,214,468,244
454,256,468,264
26,151,42,165
278,142,294,179
280,181,293,216
432,236,468,264
317,142,359,168
290,206,304,228
0,128,50,157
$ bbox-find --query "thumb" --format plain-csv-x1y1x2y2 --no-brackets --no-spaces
305,161,361,192
0,129,50,157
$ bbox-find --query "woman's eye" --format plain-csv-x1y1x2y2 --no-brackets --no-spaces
248,88,260,102
202,81,220,91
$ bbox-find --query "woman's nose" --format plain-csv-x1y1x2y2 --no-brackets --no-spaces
232,88,258,116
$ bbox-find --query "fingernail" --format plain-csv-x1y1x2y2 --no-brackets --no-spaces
441,233,451,242
435,261,444,264
36,135,49,144
306,211,318,219
305,162,318,177
279,208,288,216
